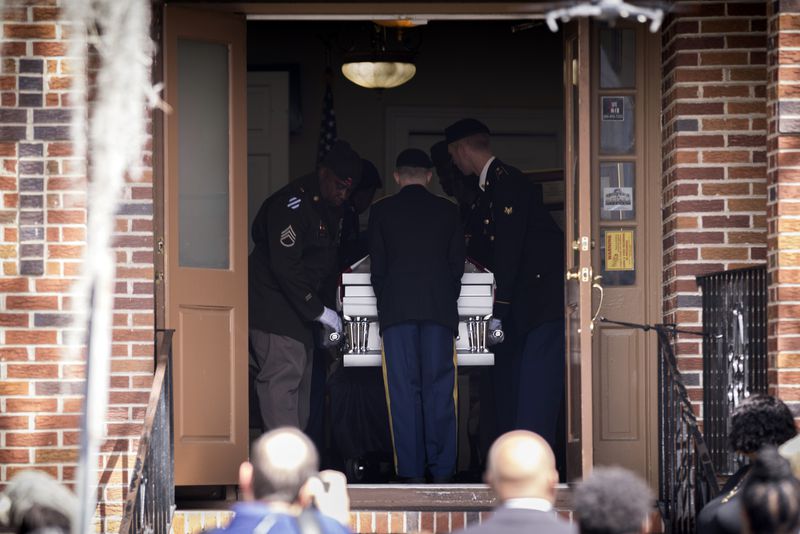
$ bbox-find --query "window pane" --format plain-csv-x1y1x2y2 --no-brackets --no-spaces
600,28,636,89
600,162,635,221
178,39,230,269
600,96,635,155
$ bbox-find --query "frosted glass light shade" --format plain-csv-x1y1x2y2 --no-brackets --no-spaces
341,61,416,89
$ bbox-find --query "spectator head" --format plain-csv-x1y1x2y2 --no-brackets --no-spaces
729,395,797,455
484,430,558,504
240,427,319,505
0,470,77,534
573,467,653,534
742,446,800,534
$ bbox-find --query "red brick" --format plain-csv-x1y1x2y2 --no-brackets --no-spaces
0,381,29,395
702,150,751,163
699,51,749,66
7,296,58,310
7,364,58,379
36,449,79,463
0,416,29,430
676,135,724,148
35,415,80,430
5,330,57,345
5,432,58,447
32,7,60,21
32,42,67,56
6,398,58,412
0,449,30,464
4,24,56,39
1,41,26,56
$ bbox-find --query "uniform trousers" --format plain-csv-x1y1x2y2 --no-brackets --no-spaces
381,321,458,479
249,329,313,431
515,319,565,451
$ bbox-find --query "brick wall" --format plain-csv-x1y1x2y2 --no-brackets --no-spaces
661,0,768,415
0,1,155,531
767,1,800,410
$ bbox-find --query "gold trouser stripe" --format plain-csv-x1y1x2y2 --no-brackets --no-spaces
380,342,399,473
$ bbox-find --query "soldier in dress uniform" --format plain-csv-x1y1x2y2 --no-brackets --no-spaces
445,118,565,452
249,140,362,432
367,148,466,482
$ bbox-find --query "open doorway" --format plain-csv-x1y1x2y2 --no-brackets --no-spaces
245,20,566,483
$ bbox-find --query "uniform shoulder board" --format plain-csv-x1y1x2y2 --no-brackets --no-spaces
436,194,458,206
495,164,509,177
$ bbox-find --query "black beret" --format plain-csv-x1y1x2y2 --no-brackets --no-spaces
357,158,383,190
445,118,490,144
321,140,362,187
396,148,433,169
429,140,451,168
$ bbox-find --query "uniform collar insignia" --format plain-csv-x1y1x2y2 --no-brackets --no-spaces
504,206,513,215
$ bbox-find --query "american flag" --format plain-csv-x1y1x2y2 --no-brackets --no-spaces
317,69,338,163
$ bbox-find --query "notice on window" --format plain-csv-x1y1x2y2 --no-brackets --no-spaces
603,187,633,212
602,96,625,121
605,230,634,271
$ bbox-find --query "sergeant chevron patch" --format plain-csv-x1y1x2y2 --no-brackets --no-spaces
280,225,296,247
287,196,301,210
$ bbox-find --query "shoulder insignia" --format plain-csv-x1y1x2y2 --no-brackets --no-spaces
280,225,297,247
287,196,301,210
504,206,513,215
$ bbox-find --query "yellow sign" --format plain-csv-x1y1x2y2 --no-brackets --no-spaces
605,230,634,271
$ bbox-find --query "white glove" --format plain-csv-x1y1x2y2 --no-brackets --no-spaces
487,318,504,346
316,306,342,333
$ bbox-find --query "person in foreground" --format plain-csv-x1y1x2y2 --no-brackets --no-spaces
573,467,653,534
207,427,351,534
696,394,797,534
0,470,77,534
741,446,800,534
456,430,574,534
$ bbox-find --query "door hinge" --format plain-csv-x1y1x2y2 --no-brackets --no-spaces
157,237,164,254
155,271,164,283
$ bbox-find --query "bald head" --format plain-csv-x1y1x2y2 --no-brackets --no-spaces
485,431,558,503
246,427,319,502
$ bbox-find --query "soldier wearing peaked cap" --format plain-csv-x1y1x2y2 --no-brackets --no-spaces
249,140,362,432
446,119,565,455
368,148,466,482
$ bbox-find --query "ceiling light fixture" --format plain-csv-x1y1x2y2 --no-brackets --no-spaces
341,24,418,90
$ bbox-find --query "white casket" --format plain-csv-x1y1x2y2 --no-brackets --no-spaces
339,257,496,367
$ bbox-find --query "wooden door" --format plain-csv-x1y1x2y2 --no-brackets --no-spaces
590,23,662,484
164,5,248,486
564,19,594,480
247,71,289,252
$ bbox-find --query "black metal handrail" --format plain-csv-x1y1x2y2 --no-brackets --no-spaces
119,329,175,534
697,266,767,476
599,318,718,534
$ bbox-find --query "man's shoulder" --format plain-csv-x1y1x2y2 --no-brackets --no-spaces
456,508,575,534
491,159,523,178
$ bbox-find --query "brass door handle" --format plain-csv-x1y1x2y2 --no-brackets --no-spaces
566,269,580,281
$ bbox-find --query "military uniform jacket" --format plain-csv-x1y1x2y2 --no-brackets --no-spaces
469,159,565,334
367,184,466,334
249,173,341,347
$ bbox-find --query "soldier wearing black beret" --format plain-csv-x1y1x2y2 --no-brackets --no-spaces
368,148,466,482
249,140,361,432
445,118,565,453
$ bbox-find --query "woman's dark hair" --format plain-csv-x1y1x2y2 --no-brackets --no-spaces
17,503,71,534
742,446,800,534
728,395,797,454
